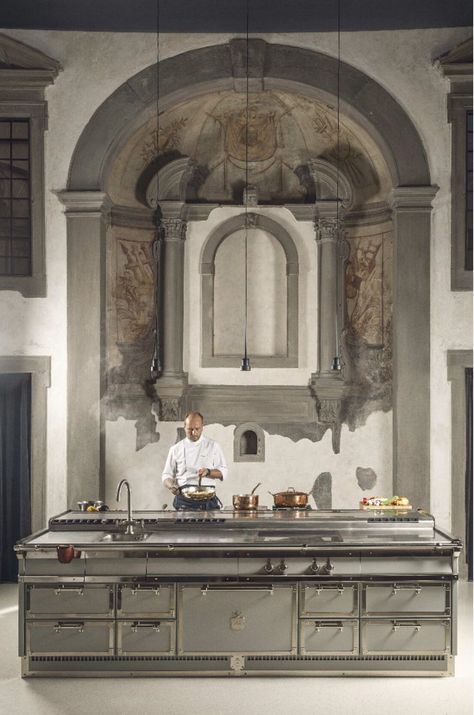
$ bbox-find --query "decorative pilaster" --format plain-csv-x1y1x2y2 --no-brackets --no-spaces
388,185,438,509
310,201,348,454
56,190,112,506
154,201,188,421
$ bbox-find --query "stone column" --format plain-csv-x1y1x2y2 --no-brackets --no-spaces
310,201,347,453
389,186,438,510
154,201,188,421
56,191,111,507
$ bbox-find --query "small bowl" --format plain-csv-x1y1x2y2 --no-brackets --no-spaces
77,501,90,512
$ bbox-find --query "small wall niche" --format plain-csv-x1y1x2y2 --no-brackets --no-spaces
233,422,265,463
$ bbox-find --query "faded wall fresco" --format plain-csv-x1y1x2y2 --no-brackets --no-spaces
115,238,154,344
342,228,393,429
137,90,380,206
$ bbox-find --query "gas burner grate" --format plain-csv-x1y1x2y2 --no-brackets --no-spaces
272,505,313,511
174,517,226,524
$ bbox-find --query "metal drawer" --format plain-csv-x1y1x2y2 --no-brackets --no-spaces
299,619,359,655
26,584,113,618
117,584,175,618
178,584,297,655
117,620,176,655
361,619,451,655
362,582,450,616
300,583,358,617
26,620,114,655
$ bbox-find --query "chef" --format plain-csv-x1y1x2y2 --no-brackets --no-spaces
162,411,228,510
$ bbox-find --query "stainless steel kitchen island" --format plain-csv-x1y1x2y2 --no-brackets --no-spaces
15,508,462,677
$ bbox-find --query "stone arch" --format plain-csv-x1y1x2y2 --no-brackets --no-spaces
200,212,298,368
67,40,430,191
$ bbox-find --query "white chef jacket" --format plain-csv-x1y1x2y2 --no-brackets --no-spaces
161,435,228,487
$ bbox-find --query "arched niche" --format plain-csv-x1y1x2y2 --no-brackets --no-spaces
234,422,265,463
200,212,298,368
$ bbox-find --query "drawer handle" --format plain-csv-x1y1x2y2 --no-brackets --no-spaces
130,586,161,596
391,622,421,633
54,587,84,597
314,621,344,632
54,622,84,633
130,621,161,633
391,584,421,596
314,585,345,596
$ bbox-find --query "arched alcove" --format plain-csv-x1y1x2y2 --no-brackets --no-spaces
200,212,299,367
234,422,265,463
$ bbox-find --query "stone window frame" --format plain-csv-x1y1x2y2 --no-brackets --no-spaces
200,212,299,368
0,34,60,297
0,355,51,532
447,349,473,580
449,95,473,290
233,422,265,463
437,38,473,291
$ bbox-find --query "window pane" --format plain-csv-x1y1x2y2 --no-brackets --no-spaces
0,122,11,139
11,257,30,275
12,122,29,139
11,142,29,159
0,179,10,197
12,159,29,176
12,180,28,198
12,219,30,238
12,200,30,218
0,142,11,159
11,239,29,257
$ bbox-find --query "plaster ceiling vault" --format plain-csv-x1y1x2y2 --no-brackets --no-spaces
107,89,387,208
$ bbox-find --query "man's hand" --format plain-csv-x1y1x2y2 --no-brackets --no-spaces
163,477,180,495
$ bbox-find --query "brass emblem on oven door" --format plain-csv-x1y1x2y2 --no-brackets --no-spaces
230,610,246,631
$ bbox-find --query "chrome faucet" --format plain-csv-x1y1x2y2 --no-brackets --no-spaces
116,479,135,535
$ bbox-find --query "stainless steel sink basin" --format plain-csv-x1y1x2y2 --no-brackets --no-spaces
101,532,150,542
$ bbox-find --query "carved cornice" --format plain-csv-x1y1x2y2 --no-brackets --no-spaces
388,185,439,212
55,190,112,218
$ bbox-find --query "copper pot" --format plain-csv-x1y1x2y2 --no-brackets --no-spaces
233,483,261,510
269,487,309,508
233,494,259,510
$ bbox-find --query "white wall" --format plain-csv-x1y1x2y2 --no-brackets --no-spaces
0,27,471,523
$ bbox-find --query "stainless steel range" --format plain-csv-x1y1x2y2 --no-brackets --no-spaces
15,508,462,677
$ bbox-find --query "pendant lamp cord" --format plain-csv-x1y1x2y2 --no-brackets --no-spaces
151,0,162,381
243,0,250,366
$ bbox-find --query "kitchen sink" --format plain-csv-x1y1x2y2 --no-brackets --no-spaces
100,531,151,542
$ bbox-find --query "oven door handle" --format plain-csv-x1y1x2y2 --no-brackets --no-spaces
200,585,274,596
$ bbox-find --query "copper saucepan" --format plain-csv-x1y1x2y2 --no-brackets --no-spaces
233,482,262,510
269,487,309,508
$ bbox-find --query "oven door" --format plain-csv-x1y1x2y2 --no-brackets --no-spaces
177,584,297,655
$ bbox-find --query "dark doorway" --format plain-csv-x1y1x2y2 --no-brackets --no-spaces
0,373,31,582
466,368,473,581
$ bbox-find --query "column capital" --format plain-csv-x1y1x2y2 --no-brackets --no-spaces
160,216,187,242
388,185,439,211
314,215,346,245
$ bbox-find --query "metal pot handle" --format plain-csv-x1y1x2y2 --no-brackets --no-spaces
286,487,296,493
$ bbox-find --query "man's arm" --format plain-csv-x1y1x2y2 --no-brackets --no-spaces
197,441,228,481
162,448,179,493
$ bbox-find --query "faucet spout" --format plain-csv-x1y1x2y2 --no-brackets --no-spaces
116,479,134,534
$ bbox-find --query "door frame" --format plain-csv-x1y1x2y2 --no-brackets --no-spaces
0,356,50,532
447,349,473,579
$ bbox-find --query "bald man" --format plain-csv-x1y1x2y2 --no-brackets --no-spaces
162,411,228,510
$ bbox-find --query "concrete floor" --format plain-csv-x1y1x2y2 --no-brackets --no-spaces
0,581,472,715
